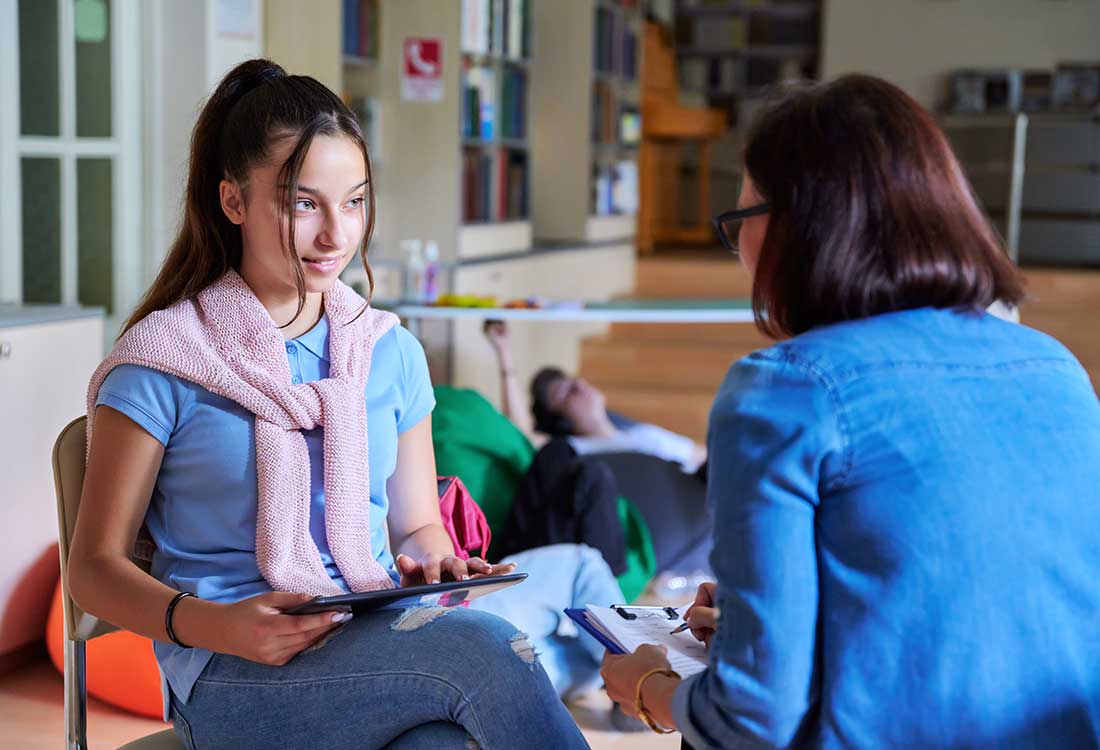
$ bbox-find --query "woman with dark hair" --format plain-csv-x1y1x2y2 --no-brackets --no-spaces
600,74,1100,749
66,60,588,750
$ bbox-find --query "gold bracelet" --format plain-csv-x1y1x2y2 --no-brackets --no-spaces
634,667,680,734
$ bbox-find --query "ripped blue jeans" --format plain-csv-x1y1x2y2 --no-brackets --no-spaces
170,605,588,750
470,544,623,700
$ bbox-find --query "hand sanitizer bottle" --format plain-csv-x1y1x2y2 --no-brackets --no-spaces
400,239,425,302
422,241,441,303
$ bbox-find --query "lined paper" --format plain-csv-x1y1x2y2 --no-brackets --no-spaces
586,605,709,677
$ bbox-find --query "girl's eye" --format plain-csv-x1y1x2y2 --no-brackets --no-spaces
295,199,315,211
348,196,365,209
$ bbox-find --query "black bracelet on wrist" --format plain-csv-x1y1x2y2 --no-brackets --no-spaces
165,591,196,649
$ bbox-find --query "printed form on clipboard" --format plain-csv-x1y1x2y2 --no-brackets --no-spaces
566,604,709,677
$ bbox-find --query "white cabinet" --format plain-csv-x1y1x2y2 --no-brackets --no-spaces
0,309,103,669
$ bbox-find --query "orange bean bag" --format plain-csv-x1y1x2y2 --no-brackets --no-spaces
47,579,164,718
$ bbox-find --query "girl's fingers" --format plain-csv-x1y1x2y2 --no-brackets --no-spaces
469,561,516,579
288,622,342,647
466,557,493,574
442,556,470,581
279,610,346,634
421,556,442,585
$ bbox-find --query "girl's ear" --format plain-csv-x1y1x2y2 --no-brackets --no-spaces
219,179,246,225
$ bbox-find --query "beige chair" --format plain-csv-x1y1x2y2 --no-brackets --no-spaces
52,416,184,750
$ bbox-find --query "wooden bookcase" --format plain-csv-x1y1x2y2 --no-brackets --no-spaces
530,0,644,244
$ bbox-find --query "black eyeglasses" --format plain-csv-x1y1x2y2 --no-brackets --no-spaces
712,203,769,254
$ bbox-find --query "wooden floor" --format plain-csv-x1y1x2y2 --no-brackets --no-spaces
582,252,1100,442
0,657,679,750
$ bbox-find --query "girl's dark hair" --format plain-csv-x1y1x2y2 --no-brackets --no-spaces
123,58,376,333
744,74,1025,339
530,367,574,436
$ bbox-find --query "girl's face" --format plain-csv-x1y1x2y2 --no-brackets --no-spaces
224,134,368,296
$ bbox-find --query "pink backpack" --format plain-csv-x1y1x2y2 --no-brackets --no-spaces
437,476,492,560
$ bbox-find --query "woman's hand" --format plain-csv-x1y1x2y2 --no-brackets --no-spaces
601,644,677,718
395,553,514,586
216,591,350,666
685,605,719,647
686,581,719,647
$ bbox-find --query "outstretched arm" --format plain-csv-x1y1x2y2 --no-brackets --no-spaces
484,320,534,436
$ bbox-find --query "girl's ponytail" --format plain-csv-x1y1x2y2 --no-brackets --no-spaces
123,60,288,333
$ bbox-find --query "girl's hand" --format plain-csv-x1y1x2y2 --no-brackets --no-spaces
218,591,350,666
395,553,508,586
600,644,676,717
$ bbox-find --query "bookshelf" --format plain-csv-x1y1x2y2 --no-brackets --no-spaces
531,0,644,244
341,0,382,154
337,0,535,271
459,0,532,241
673,0,821,122
339,0,383,294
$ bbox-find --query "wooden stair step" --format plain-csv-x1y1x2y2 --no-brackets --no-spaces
607,320,771,347
597,385,715,443
579,337,748,390
633,255,753,298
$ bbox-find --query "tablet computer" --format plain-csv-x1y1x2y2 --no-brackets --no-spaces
282,573,528,615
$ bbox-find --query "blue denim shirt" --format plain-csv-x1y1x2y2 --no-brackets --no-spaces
672,307,1100,750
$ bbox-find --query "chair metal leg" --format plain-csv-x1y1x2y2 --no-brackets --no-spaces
65,639,89,750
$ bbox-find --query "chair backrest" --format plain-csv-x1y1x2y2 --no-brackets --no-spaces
642,20,679,103
52,415,120,642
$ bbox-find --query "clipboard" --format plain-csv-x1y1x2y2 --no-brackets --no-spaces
284,573,527,615
565,604,709,676
565,608,627,654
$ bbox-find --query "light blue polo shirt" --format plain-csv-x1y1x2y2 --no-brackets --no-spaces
95,315,435,712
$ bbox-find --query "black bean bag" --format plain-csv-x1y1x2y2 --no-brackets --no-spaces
579,452,713,576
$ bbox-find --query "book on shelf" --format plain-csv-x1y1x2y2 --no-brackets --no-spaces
591,160,639,216
592,81,617,144
461,0,530,59
504,151,528,220
463,148,528,223
463,147,495,223
598,159,616,213
619,107,641,146
622,26,638,80
499,67,527,140
464,66,498,140
343,0,379,59
614,159,639,214
594,6,616,74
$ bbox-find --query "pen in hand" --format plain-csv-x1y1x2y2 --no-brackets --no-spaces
669,621,691,635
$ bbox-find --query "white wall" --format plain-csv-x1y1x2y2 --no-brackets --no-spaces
822,0,1100,109
143,0,264,285
264,0,342,93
